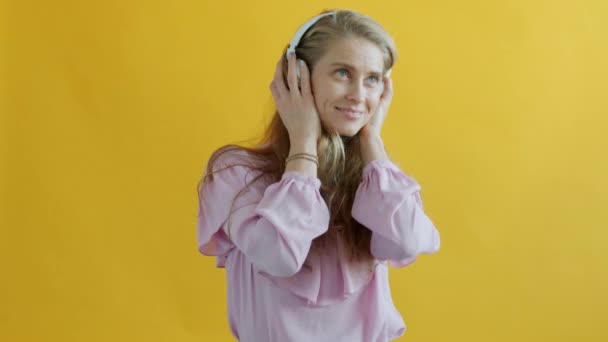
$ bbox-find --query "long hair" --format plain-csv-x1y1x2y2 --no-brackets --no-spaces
198,9,398,263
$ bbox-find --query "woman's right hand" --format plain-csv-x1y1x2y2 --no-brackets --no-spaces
269,52,321,146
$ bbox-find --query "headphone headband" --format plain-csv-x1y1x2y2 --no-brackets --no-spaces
286,12,336,58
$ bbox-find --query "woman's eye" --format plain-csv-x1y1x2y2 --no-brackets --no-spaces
336,69,348,77
368,76,380,84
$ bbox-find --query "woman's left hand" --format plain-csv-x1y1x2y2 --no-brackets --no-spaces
360,75,393,139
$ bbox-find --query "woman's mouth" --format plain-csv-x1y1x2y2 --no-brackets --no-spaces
336,106,363,120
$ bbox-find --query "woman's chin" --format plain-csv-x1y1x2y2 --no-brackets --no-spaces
321,120,364,138
336,126,362,137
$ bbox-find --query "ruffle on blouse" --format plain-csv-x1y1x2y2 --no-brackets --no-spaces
257,232,383,307
198,223,234,268
197,149,259,268
258,246,408,338
250,159,423,306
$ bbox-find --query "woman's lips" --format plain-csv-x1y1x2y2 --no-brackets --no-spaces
336,106,363,120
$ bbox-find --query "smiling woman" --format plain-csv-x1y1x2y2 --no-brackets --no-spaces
312,37,386,136
196,9,440,342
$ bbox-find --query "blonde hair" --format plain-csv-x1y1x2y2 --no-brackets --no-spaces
198,9,398,263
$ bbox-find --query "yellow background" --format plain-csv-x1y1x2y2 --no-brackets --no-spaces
2,0,607,341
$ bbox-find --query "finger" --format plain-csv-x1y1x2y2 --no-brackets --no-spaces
272,57,287,98
298,59,312,98
269,81,281,102
286,52,300,95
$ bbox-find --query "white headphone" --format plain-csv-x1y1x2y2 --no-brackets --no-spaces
286,11,392,80
286,12,336,59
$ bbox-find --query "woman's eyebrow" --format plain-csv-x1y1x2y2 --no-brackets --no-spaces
329,62,383,76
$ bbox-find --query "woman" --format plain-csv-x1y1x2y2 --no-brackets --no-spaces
197,9,440,342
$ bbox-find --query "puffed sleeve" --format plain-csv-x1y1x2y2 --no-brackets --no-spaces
351,159,440,267
197,150,330,277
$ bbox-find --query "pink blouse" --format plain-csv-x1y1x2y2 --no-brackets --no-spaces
197,149,440,342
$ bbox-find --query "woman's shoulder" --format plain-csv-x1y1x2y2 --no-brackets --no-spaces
201,144,276,196
207,144,259,170
205,144,275,183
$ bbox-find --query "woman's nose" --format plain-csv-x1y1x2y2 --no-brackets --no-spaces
345,81,365,103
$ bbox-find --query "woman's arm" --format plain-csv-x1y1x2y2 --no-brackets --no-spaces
198,151,330,277
353,135,440,264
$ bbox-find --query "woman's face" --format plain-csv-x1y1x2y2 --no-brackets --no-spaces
310,37,386,137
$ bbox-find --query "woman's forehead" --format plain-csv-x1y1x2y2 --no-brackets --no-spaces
319,37,384,73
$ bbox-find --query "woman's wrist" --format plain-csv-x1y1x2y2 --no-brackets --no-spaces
289,138,318,157
286,153,318,166
360,133,389,165
286,138,318,177
285,156,318,177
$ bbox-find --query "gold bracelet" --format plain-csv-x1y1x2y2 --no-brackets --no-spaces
285,155,319,167
287,152,318,159
285,156,319,166
286,155,318,163
286,153,318,162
